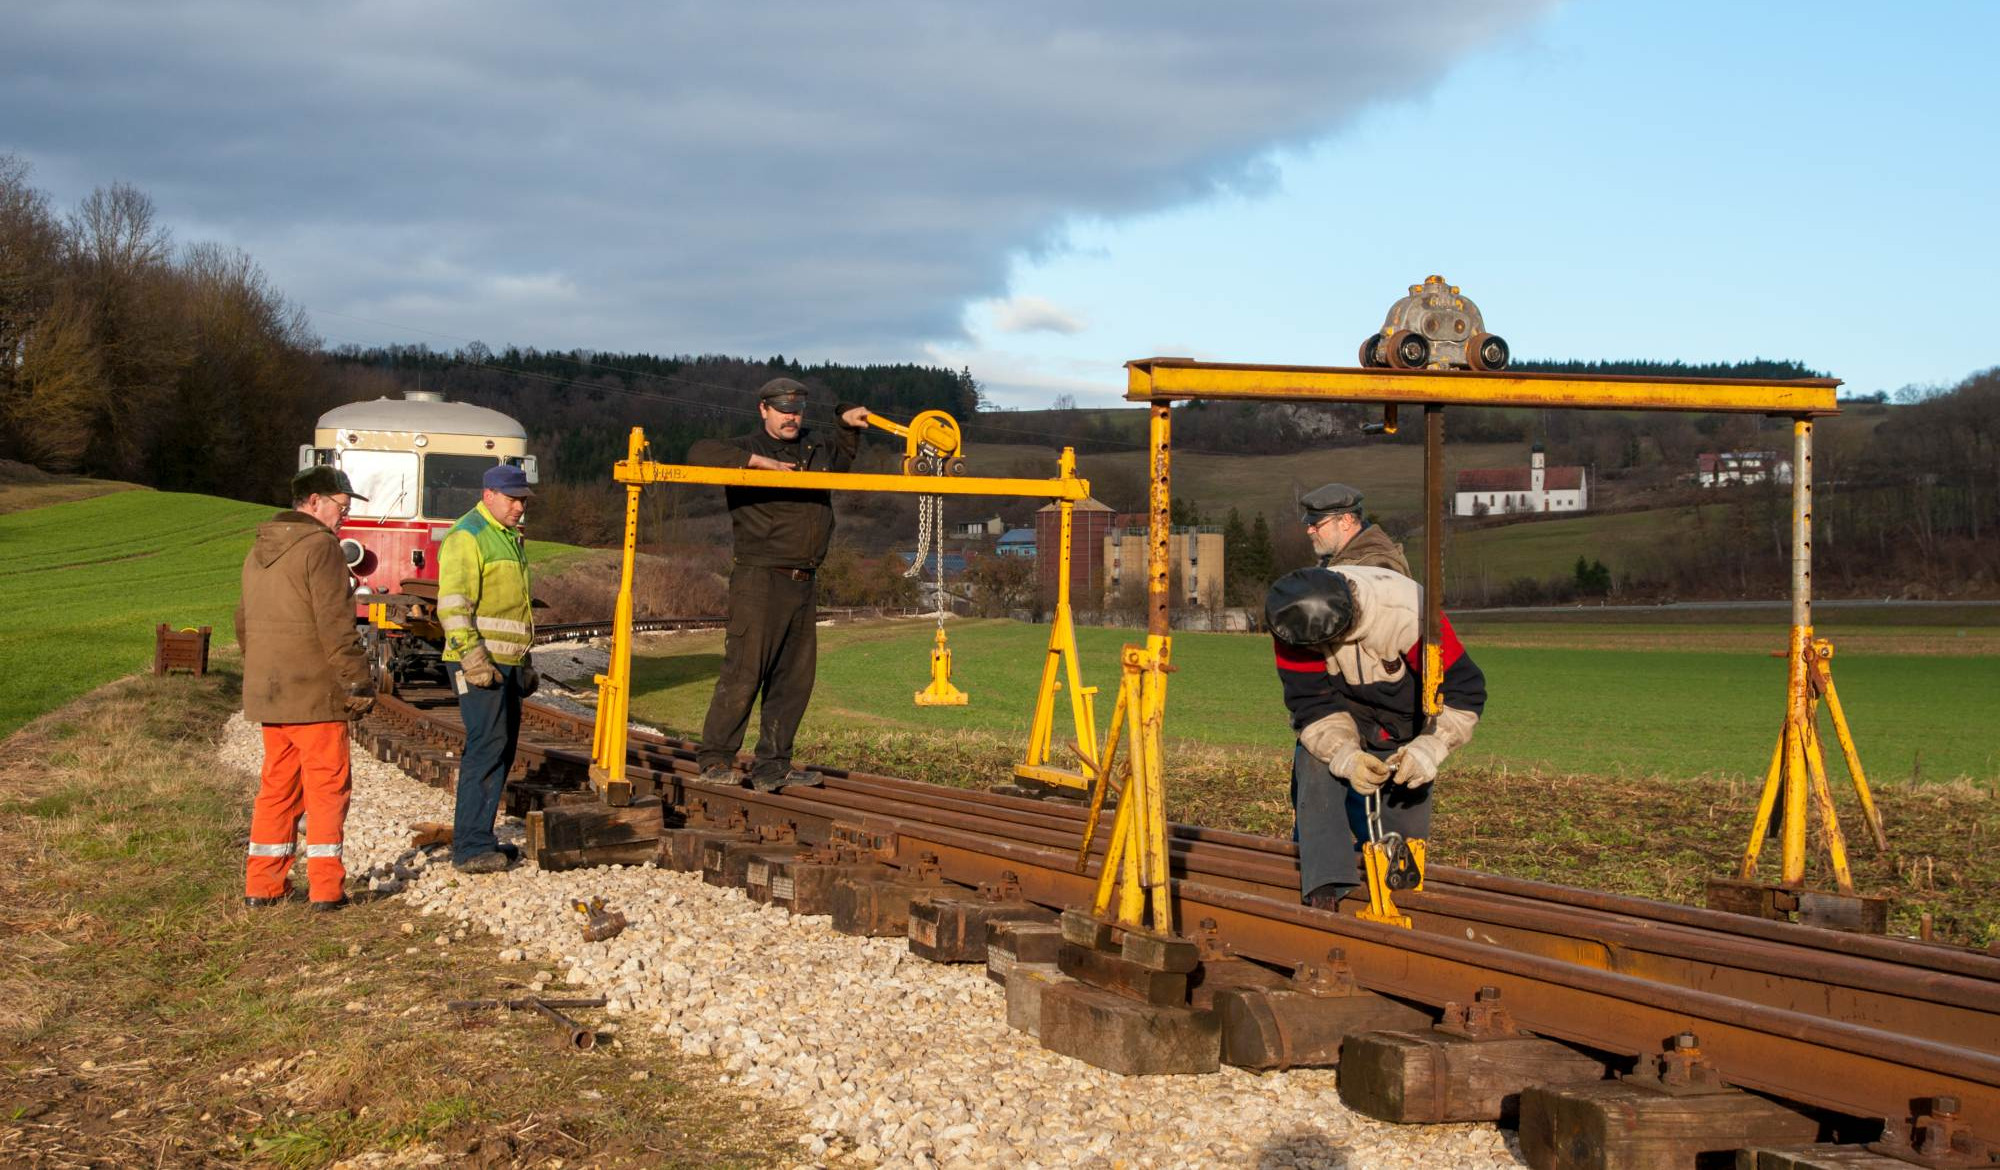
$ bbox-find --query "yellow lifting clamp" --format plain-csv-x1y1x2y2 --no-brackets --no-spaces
1357,791,1424,929
876,410,974,708
915,627,968,706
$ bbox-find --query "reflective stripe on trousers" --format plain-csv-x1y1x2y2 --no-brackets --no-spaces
247,841,296,857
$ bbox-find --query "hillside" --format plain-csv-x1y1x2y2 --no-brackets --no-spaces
0,488,593,739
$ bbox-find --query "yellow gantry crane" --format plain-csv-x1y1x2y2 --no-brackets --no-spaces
587,415,1101,806
1121,357,1884,933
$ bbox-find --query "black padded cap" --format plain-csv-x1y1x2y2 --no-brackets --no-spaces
1299,482,1363,524
1265,567,1356,649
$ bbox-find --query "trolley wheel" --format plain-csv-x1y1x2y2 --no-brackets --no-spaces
366,630,398,696
901,455,917,475
1358,334,1386,368
1387,329,1430,369
947,459,967,477
1467,332,1510,371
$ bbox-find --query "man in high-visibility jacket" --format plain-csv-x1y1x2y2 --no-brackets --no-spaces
438,463,538,874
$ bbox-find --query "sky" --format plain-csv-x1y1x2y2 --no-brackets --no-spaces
6,2,1995,408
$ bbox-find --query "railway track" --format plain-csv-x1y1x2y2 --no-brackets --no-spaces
362,679,2000,1168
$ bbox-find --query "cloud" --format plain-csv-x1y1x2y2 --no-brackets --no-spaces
5,1,1555,360
989,295,1086,335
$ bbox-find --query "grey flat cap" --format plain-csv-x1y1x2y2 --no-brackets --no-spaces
1299,482,1363,523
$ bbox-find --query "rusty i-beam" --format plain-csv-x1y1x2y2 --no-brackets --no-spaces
1121,358,1884,927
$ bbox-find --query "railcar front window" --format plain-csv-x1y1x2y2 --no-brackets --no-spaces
341,451,418,519
424,454,497,521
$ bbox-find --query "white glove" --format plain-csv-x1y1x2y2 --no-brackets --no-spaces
1385,734,1449,788
1300,713,1391,796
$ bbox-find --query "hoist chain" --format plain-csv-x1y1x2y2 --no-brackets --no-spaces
902,450,948,626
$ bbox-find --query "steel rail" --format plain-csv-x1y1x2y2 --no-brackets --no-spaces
367,689,2000,1141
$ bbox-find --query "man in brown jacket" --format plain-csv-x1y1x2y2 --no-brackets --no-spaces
235,466,376,910
1301,482,1411,576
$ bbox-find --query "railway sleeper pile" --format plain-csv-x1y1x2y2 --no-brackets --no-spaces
357,692,2000,1170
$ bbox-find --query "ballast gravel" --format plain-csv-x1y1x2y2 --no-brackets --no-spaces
219,713,1525,1169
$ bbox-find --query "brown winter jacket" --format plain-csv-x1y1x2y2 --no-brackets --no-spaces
1321,523,1412,577
234,511,370,724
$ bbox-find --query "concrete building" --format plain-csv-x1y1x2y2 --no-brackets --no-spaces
1103,517,1226,610
1454,447,1588,517
1033,497,1115,603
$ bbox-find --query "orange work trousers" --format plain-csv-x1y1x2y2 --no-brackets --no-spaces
246,722,352,903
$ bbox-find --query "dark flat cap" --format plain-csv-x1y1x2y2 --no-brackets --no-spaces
1299,482,1363,523
758,377,809,411
291,465,368,502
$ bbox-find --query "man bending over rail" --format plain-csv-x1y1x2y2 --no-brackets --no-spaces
687,378,870,792
236,466,376,910
439,464,539,875
1266,566,1487,909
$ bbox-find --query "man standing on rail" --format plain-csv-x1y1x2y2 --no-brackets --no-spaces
1300,482,1411,576
688,377,870,792
439,464,539,875
237,466,376,910
1266,565,1486,908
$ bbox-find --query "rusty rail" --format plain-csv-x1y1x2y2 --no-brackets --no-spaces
367,687,2000,1146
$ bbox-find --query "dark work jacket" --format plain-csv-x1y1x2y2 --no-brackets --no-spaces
686,404,864,570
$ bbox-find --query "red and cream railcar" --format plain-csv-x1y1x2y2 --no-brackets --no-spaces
300,390,537,689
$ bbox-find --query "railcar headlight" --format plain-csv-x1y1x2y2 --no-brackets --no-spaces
340,538,366,568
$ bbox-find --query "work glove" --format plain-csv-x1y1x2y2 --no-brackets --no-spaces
1299,712,1392,797
343,683,376,719
1385,705,1480,789
516,664,540,697
1385,734,1450,788
458,643,501,689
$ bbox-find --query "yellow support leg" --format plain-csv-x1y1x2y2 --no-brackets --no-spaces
1738,726,1787,881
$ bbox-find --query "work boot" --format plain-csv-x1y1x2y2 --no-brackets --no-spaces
243,894,286,908
696,765,735,785
1303,883,1354,910
748,771,788,793
781,769,824,789
454,851,510,875
311,896,348,913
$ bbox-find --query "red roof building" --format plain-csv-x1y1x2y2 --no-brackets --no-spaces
1452,447,1589,517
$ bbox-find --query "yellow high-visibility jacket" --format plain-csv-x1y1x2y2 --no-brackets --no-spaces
437,501,534,665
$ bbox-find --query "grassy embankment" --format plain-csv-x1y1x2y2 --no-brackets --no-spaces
0,490,596,739
624,614,2000,944
0,666,791,1166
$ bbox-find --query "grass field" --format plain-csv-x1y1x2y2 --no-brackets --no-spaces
0,490,594,739
625,615,2000,783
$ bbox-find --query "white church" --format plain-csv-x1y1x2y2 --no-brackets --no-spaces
1453,446,1589,517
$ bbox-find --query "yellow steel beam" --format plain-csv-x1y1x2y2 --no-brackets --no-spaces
615,460,1091,500
1125,358,1841,415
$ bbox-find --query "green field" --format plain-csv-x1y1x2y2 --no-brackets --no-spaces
0,490,593,739
626,616,2000,784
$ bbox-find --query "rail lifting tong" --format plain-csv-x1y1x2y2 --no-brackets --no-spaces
1357,787,1425,929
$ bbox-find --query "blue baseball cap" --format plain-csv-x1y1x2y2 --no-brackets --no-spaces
482,464,535,498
